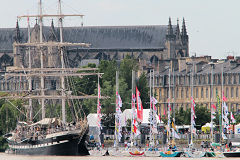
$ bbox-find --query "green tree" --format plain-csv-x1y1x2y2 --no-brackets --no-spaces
136,72,149,109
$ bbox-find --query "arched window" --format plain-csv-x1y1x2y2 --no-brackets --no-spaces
196,88,199,98
201,87,204,98
206,88,209,98
181,88,184,98
226,87,229,98
236,87,239,98
231,87,234,98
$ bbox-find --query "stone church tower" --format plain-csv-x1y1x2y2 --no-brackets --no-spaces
165,18,189,59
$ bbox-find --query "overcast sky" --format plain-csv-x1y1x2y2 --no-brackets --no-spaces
1,0,240,59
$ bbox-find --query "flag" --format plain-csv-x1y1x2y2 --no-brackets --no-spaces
133,119,140,136
151,97,158,105
168,98,171,112
172,128,180,139
211,104,216,109
223,95,227,102
231,112,236,123
136,87,143,122
117,92,122,108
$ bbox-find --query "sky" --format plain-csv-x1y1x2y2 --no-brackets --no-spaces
1,0,240,59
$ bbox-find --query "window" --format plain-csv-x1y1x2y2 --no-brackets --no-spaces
218,74,221,84
198,76,201,85
208,74,211,84
236,87,239,98
196,88,199,98
226,87,229,98
228,74,231,84
176,88,178,98
159,89,161,99
231,87,234,98
203,75,206,84
186,88,189,98
223,74,226,85
239,74,240,84
201,88,204,98
234,74,237,84
206,88,209,98
181,88,184,98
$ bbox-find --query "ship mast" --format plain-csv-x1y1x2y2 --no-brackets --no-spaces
27,16,33,121
58,0,66,124
39,0,45,120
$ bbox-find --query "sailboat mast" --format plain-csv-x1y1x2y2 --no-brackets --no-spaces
130,70,135,145
220,63,224,143
58,0,66,124
210,63,214,142
190,63,194,146
115,71,119,146
152,69,155,146
39,0,45,119
167,67,171,144
149,70,152,145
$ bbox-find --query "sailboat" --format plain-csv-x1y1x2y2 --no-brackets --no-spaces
3,0,101,156
145,69,161,157
159,67,183,157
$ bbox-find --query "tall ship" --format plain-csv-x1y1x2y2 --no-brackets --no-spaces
3,0,100,155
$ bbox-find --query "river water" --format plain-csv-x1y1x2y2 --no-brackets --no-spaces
0,153,235,160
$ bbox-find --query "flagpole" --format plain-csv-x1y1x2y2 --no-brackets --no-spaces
97,73,101,146
130,70,135,146
115,70,119,147
221,63,224,144
149,70,152,147
152,69,155,146
190,63,194,146
210,63,214,143
167,66,171,146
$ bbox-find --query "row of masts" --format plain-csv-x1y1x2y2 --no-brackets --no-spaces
10,0,91,124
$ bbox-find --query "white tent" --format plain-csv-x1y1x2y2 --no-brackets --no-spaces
87,113,98,127
121,109,163,126
87,113,100,136
235,123,240,134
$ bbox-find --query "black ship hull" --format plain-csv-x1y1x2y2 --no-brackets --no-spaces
7,131,89,156
223,151,240,157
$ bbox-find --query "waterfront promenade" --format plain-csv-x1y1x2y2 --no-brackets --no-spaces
0,153,231,160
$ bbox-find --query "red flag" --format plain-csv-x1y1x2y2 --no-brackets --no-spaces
163,106,166,116
211,104,216,109
223,95,227,102
168,98,171,112
136,87,143,122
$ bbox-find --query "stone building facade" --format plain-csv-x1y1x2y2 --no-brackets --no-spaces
154,56,240,114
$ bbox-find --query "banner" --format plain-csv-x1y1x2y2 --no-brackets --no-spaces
136,87,143,122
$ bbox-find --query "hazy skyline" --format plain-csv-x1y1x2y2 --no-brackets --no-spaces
1,0,240,59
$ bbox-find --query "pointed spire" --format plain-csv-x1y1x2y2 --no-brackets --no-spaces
167,17,174,36
181,18,188,44
166,17,175,41
181,18,187,36
175,18,181,40
48,19,58,41
13,20,21,43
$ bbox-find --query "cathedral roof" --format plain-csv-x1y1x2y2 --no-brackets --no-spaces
0,25,172,51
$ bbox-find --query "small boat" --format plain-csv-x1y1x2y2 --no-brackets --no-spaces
160,151,182,157
223,151,240,157
185,151,215,158
129,151,145,156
